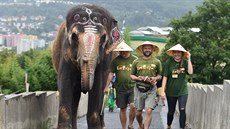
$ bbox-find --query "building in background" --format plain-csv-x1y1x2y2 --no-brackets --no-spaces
0,34,47,54
130,26,172,37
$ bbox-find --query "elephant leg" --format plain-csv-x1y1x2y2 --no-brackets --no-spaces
87,90,103,129
58,87,81,129
100,112,105,129
58,98,73,128
72,90,81,129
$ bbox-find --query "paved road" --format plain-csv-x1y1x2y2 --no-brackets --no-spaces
77,101,180,129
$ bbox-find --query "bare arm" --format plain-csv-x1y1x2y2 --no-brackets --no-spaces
104,72,114,94
186,52,193,74
161,76,167,100
150,74,162,83
130,74,145,81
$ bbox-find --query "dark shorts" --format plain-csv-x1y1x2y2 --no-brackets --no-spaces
116,89,134,109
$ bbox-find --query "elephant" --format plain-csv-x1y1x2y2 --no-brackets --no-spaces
52,4,122,129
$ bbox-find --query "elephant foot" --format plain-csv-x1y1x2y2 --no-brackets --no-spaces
88,125,103,129
57,123,73,129
101,122,105,129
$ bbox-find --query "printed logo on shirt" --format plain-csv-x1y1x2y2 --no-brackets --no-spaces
172,68,185,78
172,68,185,74
117,64,132,71
137,64,156,70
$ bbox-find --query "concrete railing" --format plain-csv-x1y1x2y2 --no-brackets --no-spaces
1,80,230,129
186,80,230,129
0,91,88,129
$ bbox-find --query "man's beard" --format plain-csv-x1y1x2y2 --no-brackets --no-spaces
143,51,152,57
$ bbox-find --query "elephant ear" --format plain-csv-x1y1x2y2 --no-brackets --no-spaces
105,19,123,54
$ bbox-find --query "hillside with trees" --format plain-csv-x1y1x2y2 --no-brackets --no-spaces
0,0,203,41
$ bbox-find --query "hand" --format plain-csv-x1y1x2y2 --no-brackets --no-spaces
161,91,166,101
137,76,145,81
104,86,109,95
186,51,191,60
150,77,157,83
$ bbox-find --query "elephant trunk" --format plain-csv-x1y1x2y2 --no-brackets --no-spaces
73,26,102,93
81,53,97,93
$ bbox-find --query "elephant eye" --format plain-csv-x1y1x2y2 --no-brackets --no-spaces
71,33,78,42
100,34,106,43
103,18,107,25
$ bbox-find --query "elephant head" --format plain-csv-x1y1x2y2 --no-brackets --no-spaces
52,4,121,93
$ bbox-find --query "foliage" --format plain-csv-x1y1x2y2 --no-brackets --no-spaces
123,26,132,46
0,51,25,94
0,48,57,94
163,0,230,84
21,48,57,91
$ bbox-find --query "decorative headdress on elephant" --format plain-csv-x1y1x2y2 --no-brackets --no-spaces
52,4,122,93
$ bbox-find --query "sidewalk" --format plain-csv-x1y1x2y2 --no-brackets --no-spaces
77,100,180,129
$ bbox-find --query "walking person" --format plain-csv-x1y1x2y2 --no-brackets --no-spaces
130,41,162,129
161,44,193,129
108,82,116,112
104,41,137,129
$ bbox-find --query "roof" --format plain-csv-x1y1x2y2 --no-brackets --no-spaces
137,26,170,35
129,30,153,36
130,36,168,43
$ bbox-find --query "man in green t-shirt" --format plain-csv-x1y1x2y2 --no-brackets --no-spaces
104,41,137,129
130,41,162,129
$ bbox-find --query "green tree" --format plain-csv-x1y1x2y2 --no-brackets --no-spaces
32,48,57,91
0,48,57,94
0,54,25,94
23,48,57,91
164,0,230,84
123,26,132,46
0,49,15,63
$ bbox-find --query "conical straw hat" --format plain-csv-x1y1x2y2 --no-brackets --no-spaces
166,44,188,58
113,41,133,51
136,41,160,56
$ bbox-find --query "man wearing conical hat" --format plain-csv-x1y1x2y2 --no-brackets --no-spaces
161,44,193,129
104,41,137,129
130,41,162,129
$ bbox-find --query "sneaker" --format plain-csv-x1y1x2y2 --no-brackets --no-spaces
127,125,134,129
138,124,144,129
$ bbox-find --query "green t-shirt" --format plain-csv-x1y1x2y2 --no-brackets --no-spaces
162,57,189,97
131,57,162,78
109,54,137,91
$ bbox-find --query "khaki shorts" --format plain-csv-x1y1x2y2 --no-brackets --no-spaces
134,86,157,110
116,89,134,109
